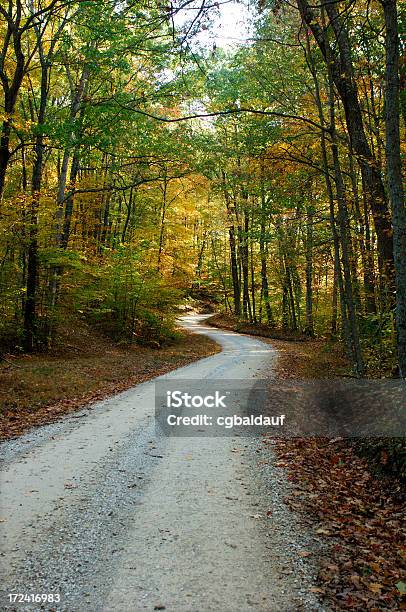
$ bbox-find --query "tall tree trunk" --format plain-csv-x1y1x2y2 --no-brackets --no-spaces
62,152,80,249
331,258,338,336
328,76,365,376
229,222,241,316
223,173,241,315
285,257,297,330
157,175,168,272
304,203,315,336
250,213,257,323
241,199,251,321
23,56,48,350
122,186,135,244
0,112,14,199
0,26,25,199
259,168,274,325
380,0,406,377
282,278,289,330
211,235,232,311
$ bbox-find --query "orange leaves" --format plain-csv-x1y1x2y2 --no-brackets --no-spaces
265,436,406,609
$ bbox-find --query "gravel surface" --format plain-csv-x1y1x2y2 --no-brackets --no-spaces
0,315,326,611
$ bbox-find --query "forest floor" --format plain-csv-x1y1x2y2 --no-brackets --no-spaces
270,336,405,610
207,314,405,610
0,317,220,440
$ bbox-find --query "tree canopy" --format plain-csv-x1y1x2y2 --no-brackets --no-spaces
0,0,405,377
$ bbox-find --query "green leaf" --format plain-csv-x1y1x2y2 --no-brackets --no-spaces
396,581,406,595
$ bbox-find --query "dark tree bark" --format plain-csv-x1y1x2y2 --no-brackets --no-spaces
23,49,49,350
304,203,315,336
285,257,297,330
282,276,289,330
250,214,257,323
229,222,241,316
380,0,406,376
328,72,365,376
157,174,168,271
122,186,135,244
331,258,338,336
62,151,80,248
0,0,24,197
241,202,251,321
222,173,241,315
259,161,274,325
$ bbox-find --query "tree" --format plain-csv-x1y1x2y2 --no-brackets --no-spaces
380,0,406,376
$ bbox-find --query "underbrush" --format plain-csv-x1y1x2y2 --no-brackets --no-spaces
0,246,184,354
351,438,406,480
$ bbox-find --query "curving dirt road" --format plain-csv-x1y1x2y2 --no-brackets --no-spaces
0,315,323,611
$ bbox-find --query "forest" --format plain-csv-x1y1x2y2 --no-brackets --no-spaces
0,0,405,379
1,3,405,609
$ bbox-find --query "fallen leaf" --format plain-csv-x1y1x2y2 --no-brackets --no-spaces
368,582,383,593
396,581,406,595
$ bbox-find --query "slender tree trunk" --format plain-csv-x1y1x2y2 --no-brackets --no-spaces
157,178,167,271
229,223,241,316
0,115,13,199
211,235,232,311
328,76,365,376
55,66,89,241
62,152,80,249
250,214,257,323
304,203,315,336
285,257,297,330
23,57,49,350
241,200,251,321
331,258,338,335
0,34,25,199
282,279,289,330
195,232,206,281
223,173,241,315
259,159,274,325
122,186,135,244
381,0,406,376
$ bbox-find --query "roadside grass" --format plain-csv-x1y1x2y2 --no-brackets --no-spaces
0,319,220,440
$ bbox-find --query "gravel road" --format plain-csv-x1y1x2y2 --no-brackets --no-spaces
0,315,324,612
